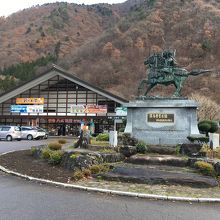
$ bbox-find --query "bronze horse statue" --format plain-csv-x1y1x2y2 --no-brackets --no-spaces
138,51,212,97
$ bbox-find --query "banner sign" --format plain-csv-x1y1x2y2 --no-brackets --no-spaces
70,105,107,114
11,105,44,113
11,105,27,113
16,98,44,105
115,107,127,116
147,113,174,123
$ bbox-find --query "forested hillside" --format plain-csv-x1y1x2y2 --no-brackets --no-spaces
0,0,220,103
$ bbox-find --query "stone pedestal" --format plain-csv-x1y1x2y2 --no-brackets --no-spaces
124,98,200,145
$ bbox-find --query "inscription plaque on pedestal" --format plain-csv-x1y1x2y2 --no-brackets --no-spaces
147,113,174,123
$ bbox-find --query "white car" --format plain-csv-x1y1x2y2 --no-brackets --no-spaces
0,126,21,141
21,126,46,140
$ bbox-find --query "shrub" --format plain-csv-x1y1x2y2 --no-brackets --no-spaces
187,136,209,144
48,150,64,165
199,144,212,156
90,164,111,174
72,170,84,181
31,147,37,156
214,147,220,159
136,141,147,154
198,120,218,136
82,169,91,178
41,148,52,160
90,165,101,174
96,133,109,141
48,142,62,151
58,139,67,144
175,145,181,155
194,161,216,177
99,164,111,173
70,153,80,159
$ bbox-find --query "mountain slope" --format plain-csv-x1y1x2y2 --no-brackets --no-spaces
0,0,220,103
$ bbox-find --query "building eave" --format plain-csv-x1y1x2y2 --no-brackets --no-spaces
0,64,128,104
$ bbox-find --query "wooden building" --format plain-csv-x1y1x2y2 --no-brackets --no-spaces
0,65,127,136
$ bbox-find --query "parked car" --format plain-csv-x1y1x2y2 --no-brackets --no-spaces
0,126,21,141
36,127,49,139
20,126,46,140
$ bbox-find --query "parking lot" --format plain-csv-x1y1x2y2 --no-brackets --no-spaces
0,137,74,153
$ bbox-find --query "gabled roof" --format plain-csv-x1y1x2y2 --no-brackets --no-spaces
0,64,128,104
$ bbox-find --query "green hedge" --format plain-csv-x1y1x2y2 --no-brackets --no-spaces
198,120,218,136
96,133,109,141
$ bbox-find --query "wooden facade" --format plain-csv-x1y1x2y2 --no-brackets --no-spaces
0,65,127,136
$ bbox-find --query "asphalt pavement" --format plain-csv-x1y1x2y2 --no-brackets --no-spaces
0,137,73,153
0,171,220,220
0,139,220,220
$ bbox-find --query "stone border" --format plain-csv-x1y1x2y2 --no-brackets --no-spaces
1,150,220,203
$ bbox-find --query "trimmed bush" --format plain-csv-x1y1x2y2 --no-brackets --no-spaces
96,133,109,141
194,161,216,177
90,165,101,174
136,141,147,154
72,170,84,181
58,139,67,144
198,120,218,136
48,150,64,165
48,142,62,151
187,136,209,144
41,148,52,160
90,164,111,174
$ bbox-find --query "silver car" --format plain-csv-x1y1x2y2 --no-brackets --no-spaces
0,126,21,141
21,126,46,140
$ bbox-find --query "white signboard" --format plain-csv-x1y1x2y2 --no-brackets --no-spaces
115,107,127,116
27,105,44,113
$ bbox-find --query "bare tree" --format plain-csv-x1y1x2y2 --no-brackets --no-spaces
190,93,220,121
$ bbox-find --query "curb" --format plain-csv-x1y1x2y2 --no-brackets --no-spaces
1,150,220,203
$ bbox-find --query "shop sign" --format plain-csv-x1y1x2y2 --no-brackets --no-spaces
11,105,44,113
16,98,44,105
115,107,127,116
147,113,174,123
70,105,107,114
48,119,81,123
11,105,27,113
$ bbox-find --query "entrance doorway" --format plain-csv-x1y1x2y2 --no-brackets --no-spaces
27,118,39,127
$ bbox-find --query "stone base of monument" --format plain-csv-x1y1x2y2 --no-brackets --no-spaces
124,98,201,146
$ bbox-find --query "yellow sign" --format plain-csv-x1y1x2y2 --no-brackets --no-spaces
16,98,44,105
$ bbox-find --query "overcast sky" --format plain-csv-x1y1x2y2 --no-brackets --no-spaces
0,0,126,17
